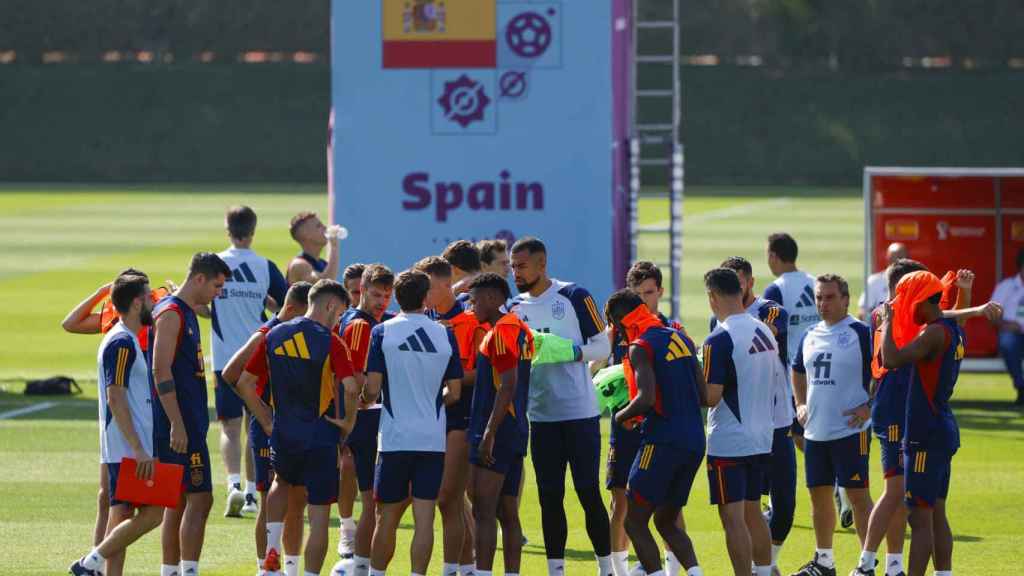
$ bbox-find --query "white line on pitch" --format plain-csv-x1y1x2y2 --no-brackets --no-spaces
0,401,58,420
642,197,793,229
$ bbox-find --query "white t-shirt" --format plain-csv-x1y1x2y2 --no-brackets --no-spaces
858,271,888,315
367,313,463,453
210,247,288,370
764,270,821,366
703,313,779,457
509,279,609,422
992,274,1024,331
793,315,872,442
97,323,153,464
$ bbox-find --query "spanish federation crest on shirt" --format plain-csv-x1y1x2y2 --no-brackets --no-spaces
551,300,566,320
836,330,852,349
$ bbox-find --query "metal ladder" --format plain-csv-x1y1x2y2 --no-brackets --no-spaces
629,0,683,319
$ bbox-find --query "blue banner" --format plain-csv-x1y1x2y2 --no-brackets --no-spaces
331,0,622,303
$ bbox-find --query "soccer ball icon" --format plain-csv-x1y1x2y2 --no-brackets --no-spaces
505,11,552,58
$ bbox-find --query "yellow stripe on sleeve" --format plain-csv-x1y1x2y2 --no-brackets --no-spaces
115,347,127,387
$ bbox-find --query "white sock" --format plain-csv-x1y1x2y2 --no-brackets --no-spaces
267,521,284,554
838,487,852,511
859,550,877,570
257,558,264,573
665,550,681,576
815,549,835,568
754,567,772,576
598,554,614,576
369,569,385,576
686,567,704,576
548,558,566,575
227,473,242,490
886,553,905,575
284,555,301,576
161,565,180,576
460,564,476,575
771,544,782,567
612,550,630,576
353,555,371,576
443,563,460,576
305,572,319,576
934,571,952,576
341,516,357,532
246,480,257,496
477,572,493,576
81,548,105,570
412,573,425,576
647,571,665,576
180,560,199,575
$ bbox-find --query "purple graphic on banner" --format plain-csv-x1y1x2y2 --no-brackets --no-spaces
437,74,491,128
401,170,545,222
505,11,553,58
499,70,528,99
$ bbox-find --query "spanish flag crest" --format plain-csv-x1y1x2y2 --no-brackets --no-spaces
383,0,497,68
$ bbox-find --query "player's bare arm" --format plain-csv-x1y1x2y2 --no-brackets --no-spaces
792,369,808,427
340,374,360,432
692,353,708,408
461,326,487,387
152,309,188,453
479,365,517,466
235,370,272,435
222,330,265,386
61,282,111,334
443,376,462,407
614,343,655,425
106,385,154,479
364,371,383,405
879,305,945,368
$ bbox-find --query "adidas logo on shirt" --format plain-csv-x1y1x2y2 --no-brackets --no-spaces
747,327,776,355
273,332,311,359
397,327,438,353
665,332,692,361
227,262,258,283
795,285,815,308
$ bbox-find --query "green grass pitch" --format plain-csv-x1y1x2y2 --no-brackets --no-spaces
0,185,1021,575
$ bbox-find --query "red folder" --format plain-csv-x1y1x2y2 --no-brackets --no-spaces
114,458,184,508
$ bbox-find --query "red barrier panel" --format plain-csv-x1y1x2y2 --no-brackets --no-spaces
866,168,1024,358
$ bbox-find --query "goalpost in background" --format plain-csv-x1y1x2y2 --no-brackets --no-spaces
864,167,1024,370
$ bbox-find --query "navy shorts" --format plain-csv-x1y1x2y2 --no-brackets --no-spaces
628,442,702,508
470,442,525,497
155,436,212,494
214,371,244,420
606,417,642,490
249,416,274,491
805,430,871,489
762,425,797,496
345,408,381,492
106,462,133,507
374,451,445,504
446,391,472,432
707,454,768,505
530,416,602,495
876,424,904,478
905,447,952,508
271,444,339,505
